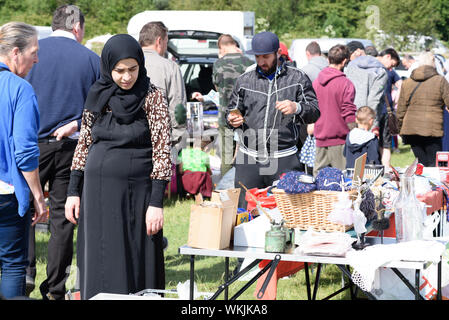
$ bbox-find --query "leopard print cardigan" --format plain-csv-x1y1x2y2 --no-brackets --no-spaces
71,86,172,181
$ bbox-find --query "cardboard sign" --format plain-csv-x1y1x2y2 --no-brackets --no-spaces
353,153,367,187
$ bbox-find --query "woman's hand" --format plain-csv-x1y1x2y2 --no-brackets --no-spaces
145,206,164,235
65,196,80,225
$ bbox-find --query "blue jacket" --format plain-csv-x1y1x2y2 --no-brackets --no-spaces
343,128,381,169
26,36,100,138
0,63,40,216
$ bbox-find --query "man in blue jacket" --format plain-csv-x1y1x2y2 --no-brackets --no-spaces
25,4,100,300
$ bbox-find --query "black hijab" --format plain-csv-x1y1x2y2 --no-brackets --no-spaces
84,34,150,124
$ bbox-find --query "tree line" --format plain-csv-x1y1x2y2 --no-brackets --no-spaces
0,0,448,50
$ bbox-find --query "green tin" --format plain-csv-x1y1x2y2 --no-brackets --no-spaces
265,224,287,253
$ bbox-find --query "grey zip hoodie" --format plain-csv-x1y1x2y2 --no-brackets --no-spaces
345,55,388,128
301,56,329,82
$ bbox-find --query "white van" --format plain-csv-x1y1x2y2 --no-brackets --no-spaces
127,10,255,51
289,38,374,68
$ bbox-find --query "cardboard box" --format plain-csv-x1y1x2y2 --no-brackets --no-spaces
211,188,240,236
187,200,235,250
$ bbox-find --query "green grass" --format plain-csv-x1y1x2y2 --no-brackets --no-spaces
390,138,416,168
29,141,414,300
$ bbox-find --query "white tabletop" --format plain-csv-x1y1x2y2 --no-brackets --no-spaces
179,236,440,270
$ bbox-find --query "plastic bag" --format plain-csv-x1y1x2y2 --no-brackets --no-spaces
245,187,277,212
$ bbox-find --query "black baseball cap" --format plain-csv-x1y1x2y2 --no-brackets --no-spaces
246,31,280,55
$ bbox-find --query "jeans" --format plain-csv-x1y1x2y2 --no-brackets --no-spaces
0,194,30,299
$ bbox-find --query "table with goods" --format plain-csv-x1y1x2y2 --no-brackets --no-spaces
180,157,449,300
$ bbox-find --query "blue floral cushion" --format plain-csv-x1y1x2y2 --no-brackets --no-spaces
315,167,345,191
277,171,317,194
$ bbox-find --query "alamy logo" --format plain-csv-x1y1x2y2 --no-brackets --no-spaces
65,5,81,30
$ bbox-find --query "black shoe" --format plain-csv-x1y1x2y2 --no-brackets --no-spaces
39,280,55,300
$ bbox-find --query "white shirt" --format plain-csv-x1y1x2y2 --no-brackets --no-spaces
50,29,77,41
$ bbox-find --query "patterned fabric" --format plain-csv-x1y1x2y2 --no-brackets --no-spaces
299,135,316,167
71,85,172,181
212,53,254,124
277,171,316,194
315,167,346,191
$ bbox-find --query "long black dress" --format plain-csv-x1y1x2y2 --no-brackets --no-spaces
70,88,172,300
77,108,163,299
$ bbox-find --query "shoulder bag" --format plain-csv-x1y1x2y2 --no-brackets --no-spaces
386,81,422,136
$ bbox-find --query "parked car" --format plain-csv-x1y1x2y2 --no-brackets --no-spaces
167,30,255,135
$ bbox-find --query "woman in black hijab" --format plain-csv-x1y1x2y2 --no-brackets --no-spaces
65,34,172,299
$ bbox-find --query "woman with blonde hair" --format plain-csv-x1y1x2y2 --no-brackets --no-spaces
397,51,449,166
0,22,47,299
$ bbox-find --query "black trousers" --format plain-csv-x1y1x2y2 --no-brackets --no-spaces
27,138,77,300
403,135,442,167
234,150,303,209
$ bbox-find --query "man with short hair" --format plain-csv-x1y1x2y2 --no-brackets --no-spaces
298,41,328,170
139,21,187,150
25,4,100,300
312,44,357,174
344,41,388,155
212,34,254,176
402,54,419,78
346,40,365,61
301,41,328,82
226,31,320,207
365,45,379,57
377,48,401,169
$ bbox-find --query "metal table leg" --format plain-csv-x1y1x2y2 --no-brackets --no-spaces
224,257,229,300
336,264,377,300
438,259,442,300
391,268,425,300
304,262,311,300
415,269,421,300
208,259,262,300
256,255,282,299
230,260,274,300
190,255,195,300
312,263,322,300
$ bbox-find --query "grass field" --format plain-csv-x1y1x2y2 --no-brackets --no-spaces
28,142,416,300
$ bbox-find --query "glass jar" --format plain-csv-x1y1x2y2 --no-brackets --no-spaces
393,175,409,243
403,176,423,241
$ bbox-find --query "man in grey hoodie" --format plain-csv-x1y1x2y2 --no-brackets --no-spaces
301,41,329,82
344,42,387,143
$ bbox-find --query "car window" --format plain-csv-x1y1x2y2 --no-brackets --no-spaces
169,38,218,56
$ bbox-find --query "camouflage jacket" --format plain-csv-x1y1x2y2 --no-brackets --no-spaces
212,53,254,123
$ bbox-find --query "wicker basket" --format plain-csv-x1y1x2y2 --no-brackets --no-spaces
272,188,353,232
